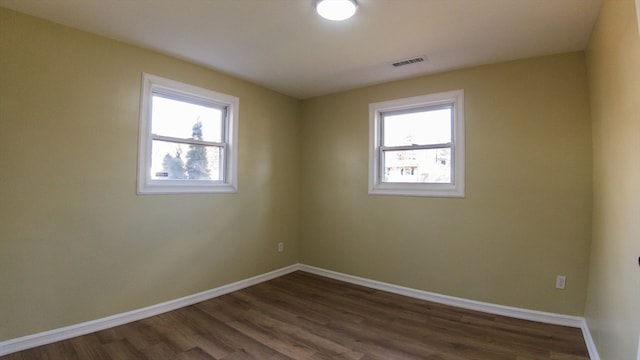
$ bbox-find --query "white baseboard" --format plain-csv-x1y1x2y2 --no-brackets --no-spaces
1,263,599,359
299,264,584,327
0,264,299,356
580,319,601,360
299,264,600,359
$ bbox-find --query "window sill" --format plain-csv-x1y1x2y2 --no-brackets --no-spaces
368,183,464,198
137,180,237,195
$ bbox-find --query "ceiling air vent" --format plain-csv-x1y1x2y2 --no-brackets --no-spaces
391,56,426,67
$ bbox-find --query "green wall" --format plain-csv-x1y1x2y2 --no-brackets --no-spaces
584,0,640,358
0,8,300,340
300,53,593,316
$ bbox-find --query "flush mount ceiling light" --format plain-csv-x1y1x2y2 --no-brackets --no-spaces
315,0,358,21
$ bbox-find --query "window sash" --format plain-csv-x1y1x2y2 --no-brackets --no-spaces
151,91,228,143
151,134,227,148
379,145,454,184
380,103,452,117
378,106,455,185
148,97,230,183
150,140,226,182
379,143,452,152
152,89,229,111
380,104,453,147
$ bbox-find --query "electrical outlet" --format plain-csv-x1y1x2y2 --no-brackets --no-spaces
277,242,284,253
555,275,566,289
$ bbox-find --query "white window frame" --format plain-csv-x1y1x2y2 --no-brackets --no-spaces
137,73,239,194
368,89,465,197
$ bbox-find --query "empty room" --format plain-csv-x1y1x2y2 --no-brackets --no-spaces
0,0,638,359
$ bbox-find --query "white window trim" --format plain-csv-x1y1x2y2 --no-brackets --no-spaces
368,89,465,198
137,73,239,194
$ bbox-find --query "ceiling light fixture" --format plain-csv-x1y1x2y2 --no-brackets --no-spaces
315,0,358,21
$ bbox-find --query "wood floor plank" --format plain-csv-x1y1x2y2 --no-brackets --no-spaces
230,289,367,357
140,342,178,360
231,305,359,358
174,347,215,360
101,339,148,360
69,334,112,360
182,305,284,359
1,271,590,359
137,314,196,353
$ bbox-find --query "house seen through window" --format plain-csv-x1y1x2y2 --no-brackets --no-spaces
369,90,465,197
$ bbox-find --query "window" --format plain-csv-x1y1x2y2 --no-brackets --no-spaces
137,73,238,194
369,90,464,197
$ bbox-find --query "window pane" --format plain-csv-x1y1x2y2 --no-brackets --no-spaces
383,148,451,183
151,95,223,142
151,140,223,181
383,108,451,146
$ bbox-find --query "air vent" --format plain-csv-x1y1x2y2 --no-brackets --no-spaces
391,56,426,67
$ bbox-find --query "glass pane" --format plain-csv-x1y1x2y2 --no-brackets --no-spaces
152,95,223,142
383,108,451,146
151,140,223,181
383,148,451,183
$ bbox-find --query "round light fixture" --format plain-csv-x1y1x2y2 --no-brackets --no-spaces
315,0,358,21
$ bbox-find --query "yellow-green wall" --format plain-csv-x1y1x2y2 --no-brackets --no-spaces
300,53,593,316
3,3,622,348
584,0,640,358
0,8,300,341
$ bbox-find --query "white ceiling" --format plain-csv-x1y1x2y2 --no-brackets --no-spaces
0,0,602,99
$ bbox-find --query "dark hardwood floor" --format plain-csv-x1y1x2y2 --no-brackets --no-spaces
2,271,590,359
